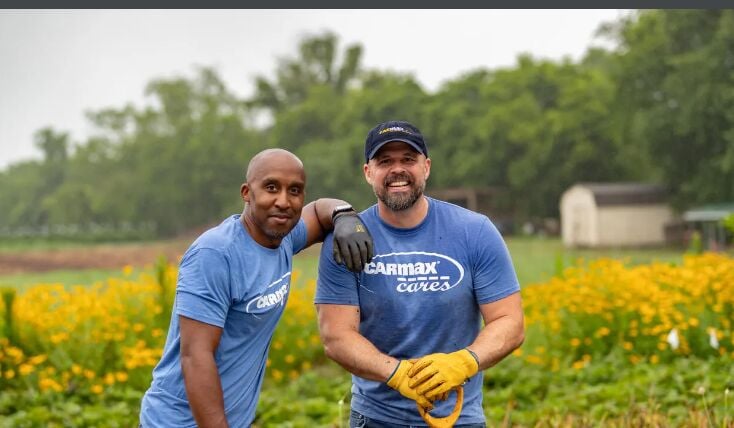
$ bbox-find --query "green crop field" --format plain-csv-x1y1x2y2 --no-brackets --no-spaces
1,238,731,427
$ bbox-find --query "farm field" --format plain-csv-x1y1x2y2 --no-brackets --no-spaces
0,238,731,427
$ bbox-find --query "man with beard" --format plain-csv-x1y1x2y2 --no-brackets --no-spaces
315,121,525,427
140,149,373,427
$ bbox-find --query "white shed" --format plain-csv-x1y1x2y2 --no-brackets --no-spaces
560,183,674,248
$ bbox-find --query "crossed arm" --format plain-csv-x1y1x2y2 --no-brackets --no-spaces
316,292,525,395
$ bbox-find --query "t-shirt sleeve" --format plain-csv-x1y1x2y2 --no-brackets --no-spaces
175,248,232,328
314,232,360,306
290,218,308,254
472,217,521,304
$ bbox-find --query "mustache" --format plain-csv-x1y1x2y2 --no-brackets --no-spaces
384,173,413,186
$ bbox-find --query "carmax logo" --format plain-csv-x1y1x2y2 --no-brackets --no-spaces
245,272,291,314
363,252,464,293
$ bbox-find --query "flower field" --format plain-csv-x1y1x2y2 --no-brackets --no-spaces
0,253,732,427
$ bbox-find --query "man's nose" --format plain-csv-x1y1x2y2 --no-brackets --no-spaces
389,164,407,174
274,190,290,208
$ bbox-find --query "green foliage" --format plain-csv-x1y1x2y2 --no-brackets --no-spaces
608,10,734,210
687,230,703,255
723,214,734,235
2,11,733,236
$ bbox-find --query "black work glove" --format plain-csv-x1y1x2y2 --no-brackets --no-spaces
332,212,374,272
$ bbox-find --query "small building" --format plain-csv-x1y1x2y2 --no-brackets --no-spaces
682,204,734,250
560,183,674,248
427,187,514,233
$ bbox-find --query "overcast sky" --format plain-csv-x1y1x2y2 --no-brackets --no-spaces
0,9,633,170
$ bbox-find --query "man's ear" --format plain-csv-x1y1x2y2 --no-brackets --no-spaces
241,183,250,203
424,157,431,181
363,163,373,185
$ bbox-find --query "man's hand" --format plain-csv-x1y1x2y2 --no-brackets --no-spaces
386,360,434,411
407,349,479,400
332,212,373,272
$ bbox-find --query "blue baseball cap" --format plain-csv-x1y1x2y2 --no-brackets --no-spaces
364,120,428,163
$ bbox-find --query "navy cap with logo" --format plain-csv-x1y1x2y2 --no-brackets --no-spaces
364,120,428,163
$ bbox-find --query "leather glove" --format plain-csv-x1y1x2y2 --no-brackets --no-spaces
407,349,479,400
386,360,434,411
332,212,373,272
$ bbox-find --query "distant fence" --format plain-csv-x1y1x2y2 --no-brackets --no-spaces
0,222,157,241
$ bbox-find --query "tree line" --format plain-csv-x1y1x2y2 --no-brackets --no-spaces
1,10,733,239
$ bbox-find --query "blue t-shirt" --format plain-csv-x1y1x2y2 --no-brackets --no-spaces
140,215,307,428
315,197,520,425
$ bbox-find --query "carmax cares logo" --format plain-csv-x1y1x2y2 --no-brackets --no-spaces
363,252,464,293
245,272,291,314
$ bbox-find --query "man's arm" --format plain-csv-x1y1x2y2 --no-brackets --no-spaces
316,303,398,381
301,198,373,272
467,291,525,370
316,303,435,409
180,315,228,428
301,198,345,247
408,292,524,400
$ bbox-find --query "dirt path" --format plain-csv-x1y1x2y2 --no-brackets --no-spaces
0,240,190,275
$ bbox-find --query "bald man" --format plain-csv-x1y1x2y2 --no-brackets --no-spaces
140,149,373,427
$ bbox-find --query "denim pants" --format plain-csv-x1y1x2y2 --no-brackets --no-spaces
349,409,486,428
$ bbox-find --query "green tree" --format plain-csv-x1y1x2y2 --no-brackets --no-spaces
607,10,734,209
249,31,362,113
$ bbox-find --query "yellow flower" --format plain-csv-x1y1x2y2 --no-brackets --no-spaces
272,370,283,381
4,370,15,379
29,354,47,365
19,364,34,376
115,372,128,382
104,373,115,385
595,327,611,337
570,338,581,347
50,332,69,344
623,342,633,351
572,360,586,370
284,354,295,364
71,364,82,375
525,355,544,365
91,384,104,394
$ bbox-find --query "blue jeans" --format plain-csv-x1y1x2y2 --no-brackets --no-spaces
350,409,486,428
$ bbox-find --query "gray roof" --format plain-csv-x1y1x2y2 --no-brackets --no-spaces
578,182,668,206
683,203,734,222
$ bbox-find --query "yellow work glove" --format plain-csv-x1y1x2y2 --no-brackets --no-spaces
386,360,434,411
407,349,479,400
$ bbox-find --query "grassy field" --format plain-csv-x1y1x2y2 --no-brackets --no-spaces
0,237,686,291
505,237,685,285
0,268,136,292
0,236,687,286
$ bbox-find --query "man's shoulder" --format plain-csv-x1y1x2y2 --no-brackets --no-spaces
429,197,489,226
189,215,241,254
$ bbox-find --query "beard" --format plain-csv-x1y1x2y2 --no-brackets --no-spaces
261,225,289,240
249,210,294,241
374,173,425,211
